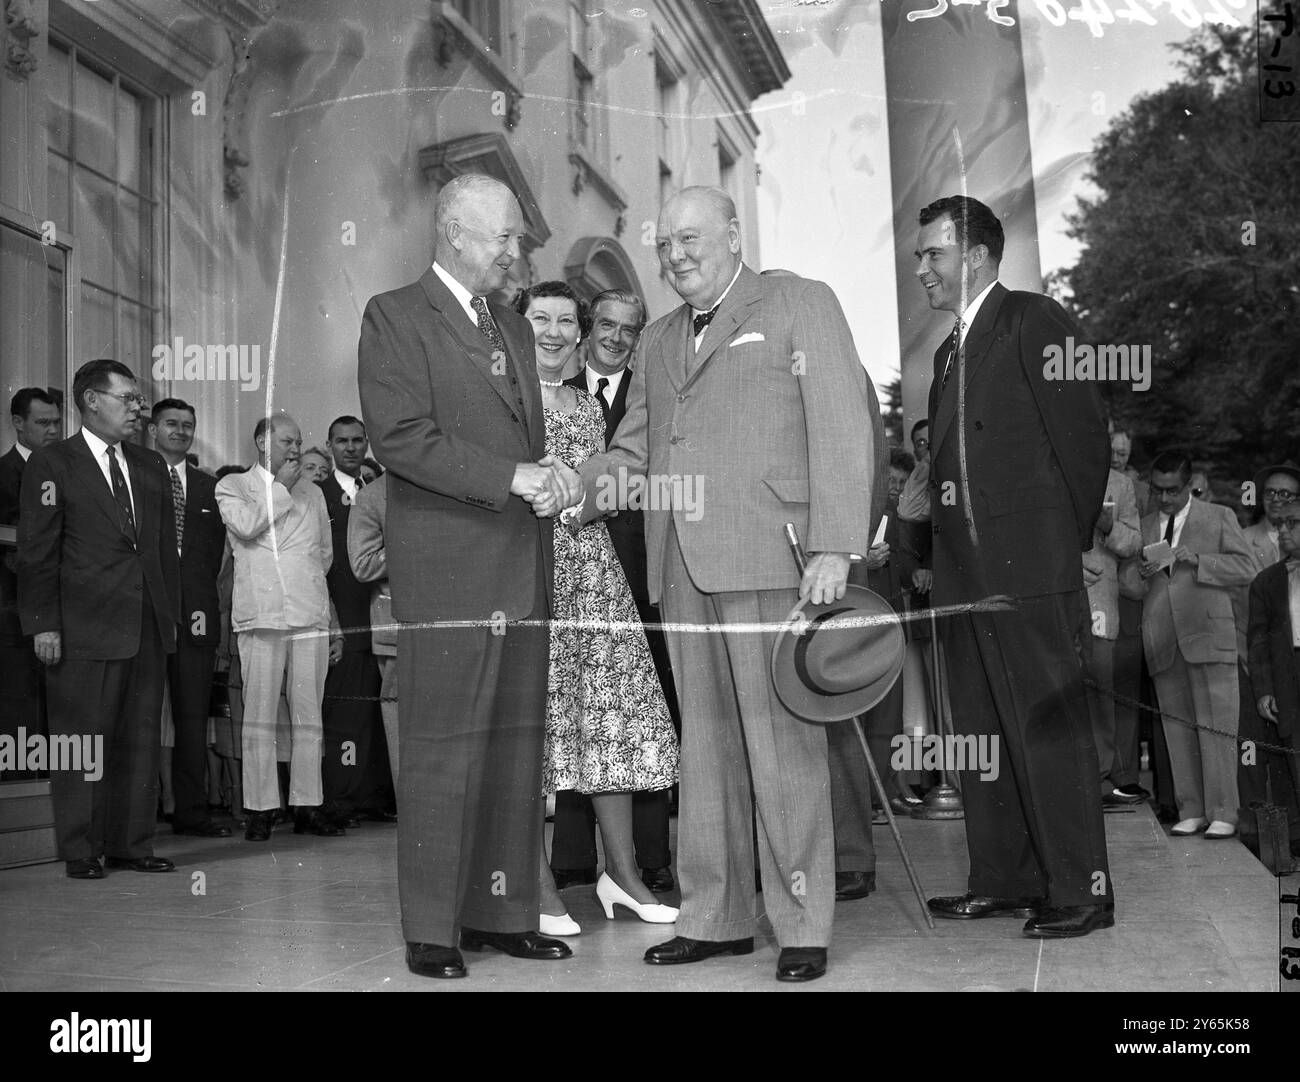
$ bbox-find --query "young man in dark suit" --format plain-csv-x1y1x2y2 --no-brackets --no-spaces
1247,502,1300,857
552,289,678,894
148,398,230,838
1,388,63,777
318,414,392,828
18,360,180,879
358,173,583,978
916,195,1112,937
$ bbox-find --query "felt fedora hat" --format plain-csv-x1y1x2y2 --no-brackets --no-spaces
1253,462,1300,499
770,585,905,724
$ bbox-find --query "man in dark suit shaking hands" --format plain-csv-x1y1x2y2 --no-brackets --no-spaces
917,196,1112,937
358,173,583,978
18,360,180,879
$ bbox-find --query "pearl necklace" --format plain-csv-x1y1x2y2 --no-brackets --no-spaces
539,377,564,387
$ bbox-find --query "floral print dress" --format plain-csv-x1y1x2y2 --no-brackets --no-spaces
541,390,679,795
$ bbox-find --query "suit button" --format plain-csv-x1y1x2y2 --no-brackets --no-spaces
134,583,142,590
511,415,519,423
670,436,679,444
677,394,686,403
932,525,942,534
974,420,983,430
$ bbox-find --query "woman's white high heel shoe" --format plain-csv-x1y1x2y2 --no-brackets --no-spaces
539,912,581,936
596,872,678,924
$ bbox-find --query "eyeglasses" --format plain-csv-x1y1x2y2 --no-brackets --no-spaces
1263,488,1298,504
95,389,148,409
1151,483,1187,497
1277,518,1300,532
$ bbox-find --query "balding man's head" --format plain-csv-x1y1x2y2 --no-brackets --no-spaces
656,186,742,311
254,412,301,473
434,173,524,296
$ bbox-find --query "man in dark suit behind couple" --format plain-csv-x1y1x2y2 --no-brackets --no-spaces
357,173,584,979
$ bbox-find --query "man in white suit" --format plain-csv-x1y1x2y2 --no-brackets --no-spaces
216,413,339,842
579,186,881,983
1122,450,1256,838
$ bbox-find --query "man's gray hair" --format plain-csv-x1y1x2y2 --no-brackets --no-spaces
670,185,738,225
435,173,512,235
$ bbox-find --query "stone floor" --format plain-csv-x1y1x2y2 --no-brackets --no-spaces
0,803,1281,992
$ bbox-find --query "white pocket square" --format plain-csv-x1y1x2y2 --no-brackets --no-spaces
729,332,764,347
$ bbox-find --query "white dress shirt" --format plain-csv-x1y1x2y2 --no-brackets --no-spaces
334,468,360,502
584,366,626,410
15,442,32,462
1157,498,1193,549
692,262,745,350
432,261,478,326
1288,562,1300,648
80,427,135,519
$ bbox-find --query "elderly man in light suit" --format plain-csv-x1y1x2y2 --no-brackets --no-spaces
579,186,880,983
216,413,339,842
1081,468,1143,804
1122,450,1256,838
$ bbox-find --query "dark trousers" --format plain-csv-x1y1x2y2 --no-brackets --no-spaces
1237,659,1300,832
828,672,903,874
167,639,216,829
45,613,166,862
943,591,1113,906
0,641,45,779
549,597,676,872
396,572,548,946
322,649,384,815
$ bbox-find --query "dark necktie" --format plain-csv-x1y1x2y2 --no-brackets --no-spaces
692,305,719,337
1163,511,1176,576
107,446,136,543
170,466,185,551
940,318,962,389
471,295,505,352
594,377,611,423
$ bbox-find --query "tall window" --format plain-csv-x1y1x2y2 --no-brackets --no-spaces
453,0,502,54
570,1,594,151
45,39,160,375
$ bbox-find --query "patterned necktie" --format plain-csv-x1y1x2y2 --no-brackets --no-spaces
692,305,719,336
170,466,185,551
107,446,136,542
471,295,505,352
940,318,962,390
594,377,611,423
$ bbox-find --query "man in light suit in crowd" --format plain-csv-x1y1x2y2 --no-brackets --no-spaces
358,173,582,980
1122,450,1256,839
1244,464,1299,569
216,413,341,842
580,186,881,982
917,195,1112,939
1081,466,1143,805
19,360,180,879
347,473,398,784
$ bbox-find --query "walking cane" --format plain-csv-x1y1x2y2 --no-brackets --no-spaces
784,524,935,930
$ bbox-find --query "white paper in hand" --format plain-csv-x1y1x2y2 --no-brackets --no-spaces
1143,540,1174,571
873,515,889,547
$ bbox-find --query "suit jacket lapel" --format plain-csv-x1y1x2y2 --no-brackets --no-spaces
659,307,691,392
683,266,762,391
929,282,1007,460
417,269,528,430
71,433,132,541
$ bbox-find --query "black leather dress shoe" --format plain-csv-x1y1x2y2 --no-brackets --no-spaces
460,928,572,959
552,867,598,890
1155,804,1179,824
406,942,467,979
644,936,754,965
776,947,827,982
359,808,398,823
105,856,175,873
1023,902,1115,938
927,893,1042,919
1102,788,1144,806
642,866,675,893
1115,783,1150,799
835,870,876,901
294,808,345,836
66,858,104,880
173,819,232,838
889,795,922,815
244,811,273,841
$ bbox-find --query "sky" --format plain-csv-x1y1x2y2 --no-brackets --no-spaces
752,0,1209,406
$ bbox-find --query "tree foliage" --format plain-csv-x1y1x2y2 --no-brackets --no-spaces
1058,26,1300,478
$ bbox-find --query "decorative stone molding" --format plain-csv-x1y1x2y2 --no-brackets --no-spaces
418,131,551,254
430,2,523,132
4,0,41,78
219,0,282,198
563,236,643,303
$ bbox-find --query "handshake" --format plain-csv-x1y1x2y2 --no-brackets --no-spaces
512,455,584,519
